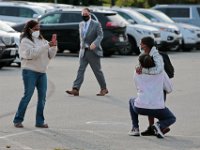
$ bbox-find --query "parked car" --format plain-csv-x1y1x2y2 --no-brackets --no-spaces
112,8,182,51
123,23,161,55
29,2,74,10
152,4,200,27
137,8,200,51
0,31,18,69
0,20,20,66
89,6,161,55
12,8,129,56
0,1,48,24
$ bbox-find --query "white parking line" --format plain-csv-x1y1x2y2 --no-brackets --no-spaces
86,120,129,125
0,129,40,139
2,138,33,150
0,130,40,150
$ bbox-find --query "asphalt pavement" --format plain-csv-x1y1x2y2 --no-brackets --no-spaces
0,50,200,150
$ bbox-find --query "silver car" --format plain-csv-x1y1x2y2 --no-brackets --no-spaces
153,4,200,27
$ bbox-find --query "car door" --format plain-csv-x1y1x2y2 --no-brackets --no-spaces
58,12,81,52
39,12,80,52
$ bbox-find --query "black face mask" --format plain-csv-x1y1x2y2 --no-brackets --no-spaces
82,15,90,22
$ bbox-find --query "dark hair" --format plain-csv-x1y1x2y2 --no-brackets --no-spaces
82,7,91,13
141,36,155,49
139,53,155,68
20,20,42,42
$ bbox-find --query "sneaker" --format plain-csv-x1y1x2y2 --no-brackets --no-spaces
152,123,164,138
35,123,48,128
141,126,155,136
14,122,24,128
128,128,140,136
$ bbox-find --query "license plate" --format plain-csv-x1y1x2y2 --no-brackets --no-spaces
10,50,16,56
119,36,124,42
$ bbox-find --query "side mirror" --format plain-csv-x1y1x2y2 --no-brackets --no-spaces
33,14,39,18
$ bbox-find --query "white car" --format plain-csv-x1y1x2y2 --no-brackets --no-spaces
122,24,161,55
137,8,200,51
112,8,182,51
0,30,18,68
0,20,20,66
152,4,200,27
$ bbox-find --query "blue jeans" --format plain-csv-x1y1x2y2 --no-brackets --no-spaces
129,98,176,129
13,69,47,126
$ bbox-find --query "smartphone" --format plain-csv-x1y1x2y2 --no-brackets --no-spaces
51,34,57,45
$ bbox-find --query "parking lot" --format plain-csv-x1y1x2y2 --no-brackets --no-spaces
0,50,200,150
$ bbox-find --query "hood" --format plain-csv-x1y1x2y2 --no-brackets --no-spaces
0,30,20,46
9,32,20,46
147,22,179,30
3,21,17,26
176,22,200,31
127,24,159,32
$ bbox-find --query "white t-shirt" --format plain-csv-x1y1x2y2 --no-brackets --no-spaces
134,71,173,109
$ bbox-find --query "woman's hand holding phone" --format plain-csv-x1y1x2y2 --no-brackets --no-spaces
51,34,57,46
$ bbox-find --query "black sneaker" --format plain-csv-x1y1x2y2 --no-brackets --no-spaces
152,123,164,138
141,126,155,136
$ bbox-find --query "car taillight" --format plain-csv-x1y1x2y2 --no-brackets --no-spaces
106,22,119,28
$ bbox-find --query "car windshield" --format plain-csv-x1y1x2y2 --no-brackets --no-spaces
0,21,15,32
39,13,62,24
154,10,174,23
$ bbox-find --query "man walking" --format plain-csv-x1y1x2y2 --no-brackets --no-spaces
66,8,108,96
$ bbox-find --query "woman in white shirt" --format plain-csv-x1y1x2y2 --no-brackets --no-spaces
13,20,57,128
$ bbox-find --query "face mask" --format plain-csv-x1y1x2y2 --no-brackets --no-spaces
32,31,40,38
139,46,144,53
82,15,90,22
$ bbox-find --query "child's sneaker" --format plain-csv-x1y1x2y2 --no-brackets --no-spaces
141,125,155,136
128,128,140,136
152,123,164,138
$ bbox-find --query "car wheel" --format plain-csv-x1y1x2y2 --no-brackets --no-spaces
17,62,21,67
4,61,13,66
118,36,135,55
103,51,114,57
182,41,193,52
0,64,3,69
57,49,64,53
69,50,79,54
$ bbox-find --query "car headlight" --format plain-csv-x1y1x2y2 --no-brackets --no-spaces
0,36,15,46
0,41,6,47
